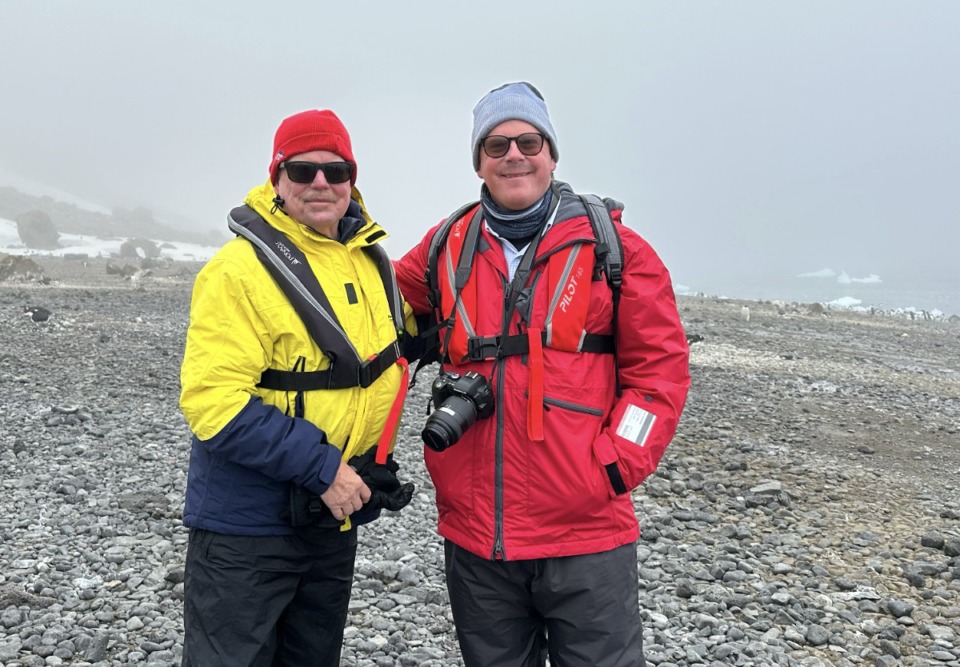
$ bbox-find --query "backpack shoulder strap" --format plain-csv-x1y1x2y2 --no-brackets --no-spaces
425,201,481,312
578,193,623,292
578,193,625,397
410,201,480,385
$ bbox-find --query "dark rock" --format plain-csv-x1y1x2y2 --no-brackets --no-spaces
165,567,186,584
83,634,109,662
105,260,138,276
804,623,830,646
877,637,902,658
886,599,914,618
944,539,960,557
675,581,696,598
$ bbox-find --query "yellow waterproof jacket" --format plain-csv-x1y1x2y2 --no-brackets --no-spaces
179,182,411,535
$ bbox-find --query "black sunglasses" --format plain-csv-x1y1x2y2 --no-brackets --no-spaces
280,161,355,185
481,133,545,159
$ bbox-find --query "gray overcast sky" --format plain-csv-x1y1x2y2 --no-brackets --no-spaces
1,1,958,289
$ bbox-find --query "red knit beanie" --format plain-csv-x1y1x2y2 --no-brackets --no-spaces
269,109,356,185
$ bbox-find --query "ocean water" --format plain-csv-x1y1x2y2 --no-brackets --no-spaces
1,216,956,318
677,271,960,318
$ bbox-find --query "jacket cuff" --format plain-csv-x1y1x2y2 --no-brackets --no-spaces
313,443,343,493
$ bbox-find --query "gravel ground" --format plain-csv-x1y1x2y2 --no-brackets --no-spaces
0,255,958,666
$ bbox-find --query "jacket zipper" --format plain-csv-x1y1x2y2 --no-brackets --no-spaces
493,353,507,560
492,275,511,560
543,396,604,416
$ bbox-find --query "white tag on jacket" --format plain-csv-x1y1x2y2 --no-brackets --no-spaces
616,404,657,447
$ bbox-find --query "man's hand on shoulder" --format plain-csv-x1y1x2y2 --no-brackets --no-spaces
320,461,372,521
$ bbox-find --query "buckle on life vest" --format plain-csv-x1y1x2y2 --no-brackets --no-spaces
463,332,615,363
468,333,556,361
466,335,501,361
358,340,401,388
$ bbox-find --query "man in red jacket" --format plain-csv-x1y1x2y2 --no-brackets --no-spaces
394,81,690,666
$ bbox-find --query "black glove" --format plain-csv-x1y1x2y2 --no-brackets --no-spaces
402,313,441,364
348,451,415,512
370,480,415,511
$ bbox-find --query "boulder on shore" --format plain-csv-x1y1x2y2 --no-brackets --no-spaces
15,209,60,249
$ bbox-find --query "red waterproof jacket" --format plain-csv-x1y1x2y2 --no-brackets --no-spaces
394,183,690,560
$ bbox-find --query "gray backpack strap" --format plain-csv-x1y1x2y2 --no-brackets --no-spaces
578,193,623,292
578,193,625,397
425,201,481,313
410,201,481,385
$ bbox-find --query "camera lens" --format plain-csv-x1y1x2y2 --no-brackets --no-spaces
421,395,478,452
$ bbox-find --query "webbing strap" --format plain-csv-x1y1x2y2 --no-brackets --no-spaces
426,202,480,311
605,462,628,495
578,194,625,397
465,332,614,361
258,341,401,391
375,357,409,464
526,328,544,442
441,207,485,363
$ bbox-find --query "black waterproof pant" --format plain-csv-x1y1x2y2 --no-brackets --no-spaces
445,540,645,667
182,526,357,667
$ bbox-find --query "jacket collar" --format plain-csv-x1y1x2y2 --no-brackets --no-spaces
242,180,386,248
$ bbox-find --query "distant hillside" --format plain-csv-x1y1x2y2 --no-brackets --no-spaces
0,185,226,245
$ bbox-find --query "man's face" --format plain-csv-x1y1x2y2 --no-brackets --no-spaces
274,149,352,238
476,119,556,211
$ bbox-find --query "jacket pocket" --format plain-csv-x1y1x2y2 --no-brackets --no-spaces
525,394,609,526
424,439,477,520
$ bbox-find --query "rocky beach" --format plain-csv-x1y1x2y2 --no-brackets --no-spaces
1,255,958,667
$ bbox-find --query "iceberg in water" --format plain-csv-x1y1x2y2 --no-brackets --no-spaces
798,268,882,285
827,296,862,308
797,268,836,278
838,271,882,284
850,274,882,284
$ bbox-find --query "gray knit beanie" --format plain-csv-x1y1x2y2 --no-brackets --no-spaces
471,81,559,170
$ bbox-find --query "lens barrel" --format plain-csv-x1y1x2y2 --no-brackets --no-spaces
421,395,478,452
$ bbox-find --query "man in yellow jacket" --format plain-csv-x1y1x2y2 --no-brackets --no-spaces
179,109,413,665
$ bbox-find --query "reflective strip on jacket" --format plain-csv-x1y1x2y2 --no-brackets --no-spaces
179,181,411,535
394,182,691,560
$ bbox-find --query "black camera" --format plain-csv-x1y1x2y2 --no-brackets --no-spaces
422,371,495,452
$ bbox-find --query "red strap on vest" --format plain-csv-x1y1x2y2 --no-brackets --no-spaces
375,356,409,464
526,328,545,442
